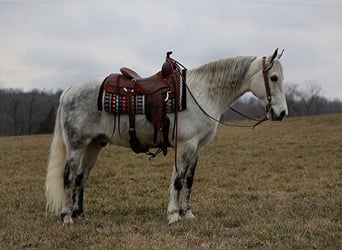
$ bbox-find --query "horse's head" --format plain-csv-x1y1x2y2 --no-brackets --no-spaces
250,49,288,121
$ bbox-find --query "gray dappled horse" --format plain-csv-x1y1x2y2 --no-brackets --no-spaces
46,49,288,225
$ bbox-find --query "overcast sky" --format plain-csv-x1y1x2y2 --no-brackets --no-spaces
1,0,342,100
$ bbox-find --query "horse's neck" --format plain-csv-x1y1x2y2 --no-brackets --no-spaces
187,56,257,118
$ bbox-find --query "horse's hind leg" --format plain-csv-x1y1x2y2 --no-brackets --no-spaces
61,149,83,224
72,138,105,218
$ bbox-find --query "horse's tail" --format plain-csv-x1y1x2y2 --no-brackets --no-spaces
45,100,66,215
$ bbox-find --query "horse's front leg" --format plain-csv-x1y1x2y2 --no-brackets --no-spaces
167,167,184,224
167,143,198,224
180,157,198,220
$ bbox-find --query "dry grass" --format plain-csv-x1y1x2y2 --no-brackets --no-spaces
0,114,341,248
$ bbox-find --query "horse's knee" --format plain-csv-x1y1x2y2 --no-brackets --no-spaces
173,176,183,191
173,158,197,191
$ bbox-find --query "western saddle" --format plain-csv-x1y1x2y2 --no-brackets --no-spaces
100,52,186,157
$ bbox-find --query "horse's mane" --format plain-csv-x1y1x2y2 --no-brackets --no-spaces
188,56,257,90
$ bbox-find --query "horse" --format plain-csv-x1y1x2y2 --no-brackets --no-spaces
45,49,288,225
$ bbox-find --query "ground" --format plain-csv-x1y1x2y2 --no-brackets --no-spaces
0,114,341,248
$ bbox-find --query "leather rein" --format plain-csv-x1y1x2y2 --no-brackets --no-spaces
186,56,273,128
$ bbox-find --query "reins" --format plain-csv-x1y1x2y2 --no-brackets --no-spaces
185,83,268,128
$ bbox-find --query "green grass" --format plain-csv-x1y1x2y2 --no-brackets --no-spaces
0,114,341,248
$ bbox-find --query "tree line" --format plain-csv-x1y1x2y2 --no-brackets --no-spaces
0,82,341,136
0,89,62,136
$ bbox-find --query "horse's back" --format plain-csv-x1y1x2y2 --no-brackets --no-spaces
60,79,102,106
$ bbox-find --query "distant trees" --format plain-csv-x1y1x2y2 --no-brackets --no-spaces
0,89,61,136
285,81,328,116
38,106,57,134
0,81,341,136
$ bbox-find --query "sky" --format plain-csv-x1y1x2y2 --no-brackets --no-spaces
1,0,342,100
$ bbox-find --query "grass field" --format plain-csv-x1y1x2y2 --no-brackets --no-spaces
0,114,341,248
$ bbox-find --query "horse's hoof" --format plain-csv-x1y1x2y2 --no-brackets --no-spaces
168,213,181,225
183,210,196,220
61,213,74,225
72,208,84,218
62,217,73,226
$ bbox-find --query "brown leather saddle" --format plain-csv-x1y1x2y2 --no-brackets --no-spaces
99,52,186,157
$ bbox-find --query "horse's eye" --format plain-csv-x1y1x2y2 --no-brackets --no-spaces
270,75,278,82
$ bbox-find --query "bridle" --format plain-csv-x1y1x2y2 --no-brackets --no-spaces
262,56,273,115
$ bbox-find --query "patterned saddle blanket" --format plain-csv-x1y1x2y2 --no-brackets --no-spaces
98,86,186,114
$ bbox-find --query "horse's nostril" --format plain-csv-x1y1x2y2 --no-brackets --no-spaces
279,111,286,120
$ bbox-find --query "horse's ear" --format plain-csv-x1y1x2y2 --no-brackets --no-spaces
277,49,285,59
268,48,279,63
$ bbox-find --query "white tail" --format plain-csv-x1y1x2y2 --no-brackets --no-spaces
45,107,66,214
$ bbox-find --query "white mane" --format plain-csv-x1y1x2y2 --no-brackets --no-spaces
189,56,256,86
188,56,256,98
187,56,257,112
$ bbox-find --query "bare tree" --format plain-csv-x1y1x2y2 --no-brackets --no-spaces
24,90,42,134
285,81,328,116
7,89,24,135
301,81,327,115
285,83,303,116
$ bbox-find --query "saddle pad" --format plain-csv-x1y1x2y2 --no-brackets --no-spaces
98,91,145,114
97,73,187,114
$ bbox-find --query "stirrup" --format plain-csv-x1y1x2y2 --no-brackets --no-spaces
146,148,163,159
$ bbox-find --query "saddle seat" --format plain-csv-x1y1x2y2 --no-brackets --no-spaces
120,61,173,95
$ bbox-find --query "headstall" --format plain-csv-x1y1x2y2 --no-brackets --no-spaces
262,56,273,114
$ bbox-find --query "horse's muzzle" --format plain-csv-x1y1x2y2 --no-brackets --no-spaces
268,108,286,121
